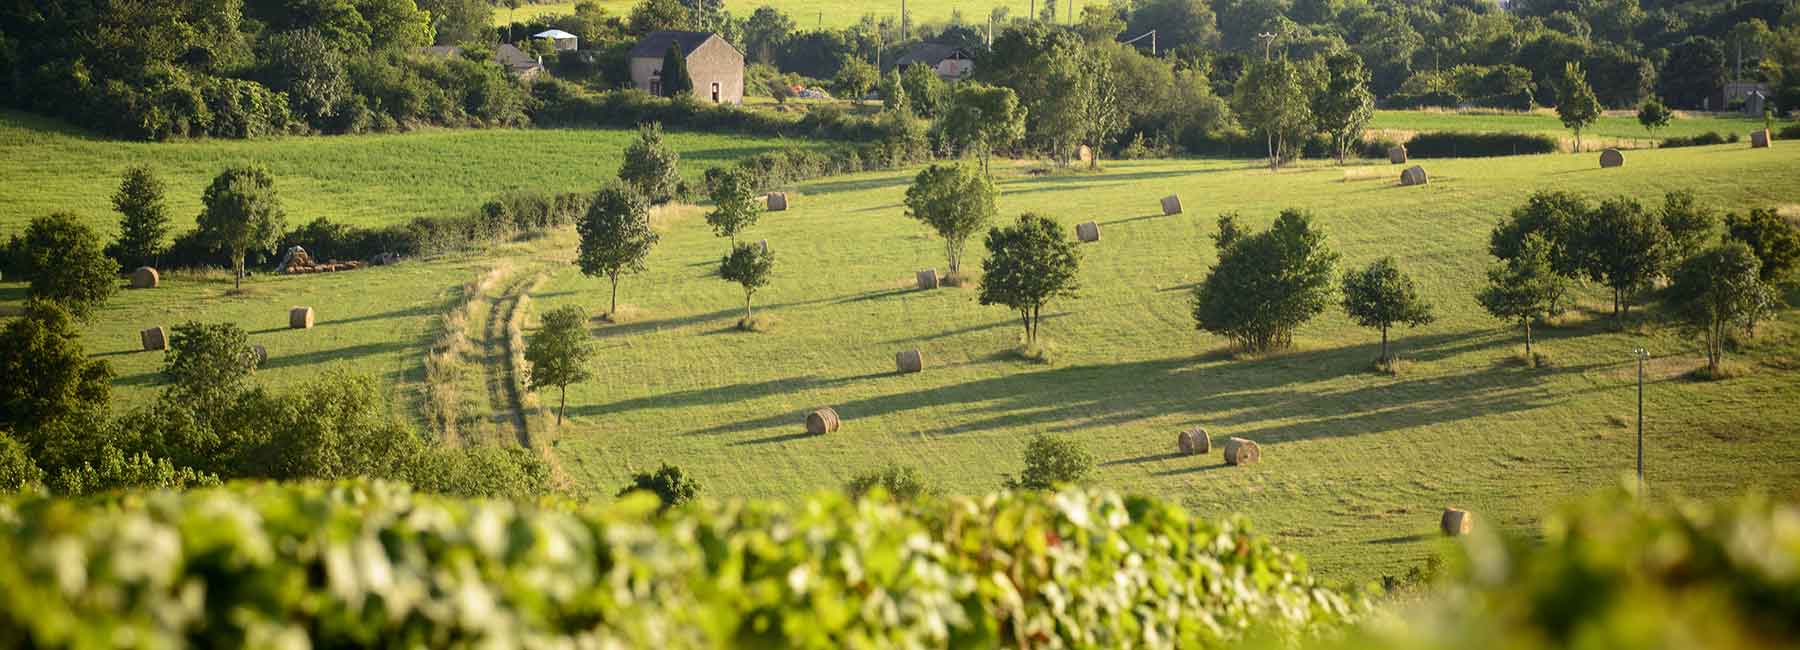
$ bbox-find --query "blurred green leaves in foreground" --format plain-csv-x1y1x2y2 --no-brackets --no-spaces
0,483,1360,649
0,482,1794,650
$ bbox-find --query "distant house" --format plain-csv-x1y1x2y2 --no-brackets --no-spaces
1713,81,1770,112
418,44,544,80
534,29,578,51
894,43,974,81
629,31,744,104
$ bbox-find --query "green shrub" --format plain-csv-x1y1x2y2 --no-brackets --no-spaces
0,482,1365,648
844,463,931,501
1003,434,1095,490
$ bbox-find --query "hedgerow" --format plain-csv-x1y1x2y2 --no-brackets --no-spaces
0,482,1365,649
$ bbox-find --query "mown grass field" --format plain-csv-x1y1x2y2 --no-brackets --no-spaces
498,0,1108,29
3,118,1799,583
0,110,811,235
1371,108,1777,144
522,143,1800,581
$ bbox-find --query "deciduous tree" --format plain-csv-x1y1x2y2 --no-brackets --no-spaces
903,164,997,276
18,212,119,319
618,462,699,511
1725,207,1800,284
941,83,1026,176
1003,434,1093,490
719,242,774,322
1340,257,1435,362
1192,209,1339,352
618,122,682,204
195,164,286,290
1313,51,1375,164
1556,62,1602,152
703,167,762,245
1577,197,1671,319
1666,242,1773,375
1477,235,1564,357
1233,57,1315,170
524,305,594,425
0,300,113,433
978,214,1081,344
577,183,659,316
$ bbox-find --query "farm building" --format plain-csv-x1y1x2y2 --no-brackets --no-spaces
419,44,544,80
629,31,744,104
534,29,578,51
894,43,975,81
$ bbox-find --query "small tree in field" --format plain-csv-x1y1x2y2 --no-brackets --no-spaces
903,164,997,277
1666,242,1772,376
1003,434,1094,490
940,83,1026,177
195,164,285,290
1490,190,1590,313
112,166,171,268
1192,210,1339,353
1556,62,1601,152
1477,235,1564,357
163,321,257,413
618,123,682,204
704,167,762,245
576,183,659,317
525,305,594,425
978,214,1081,345
0,300,113,432
618,462,699,511
1637,97,1673,136
1312,51,1375,164
18,212,118,319
1232,57,1314,171
1340,257,1435,363
719,242,774,323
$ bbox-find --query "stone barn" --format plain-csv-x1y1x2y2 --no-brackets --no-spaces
630,31,744,104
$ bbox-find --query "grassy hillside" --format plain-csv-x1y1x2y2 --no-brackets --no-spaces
0,110,812,235
5,129,1798,583
520,144,1800,581
499,0,1109,29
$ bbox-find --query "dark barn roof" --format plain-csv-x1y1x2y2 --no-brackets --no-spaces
629,31,719,58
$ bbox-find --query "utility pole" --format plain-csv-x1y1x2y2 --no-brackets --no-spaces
1257,31,1279,61
1634,347,1649,495
1123,29,1156,56
901,0,908,41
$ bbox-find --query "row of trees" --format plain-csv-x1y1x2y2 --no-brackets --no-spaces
1187,189,1798,375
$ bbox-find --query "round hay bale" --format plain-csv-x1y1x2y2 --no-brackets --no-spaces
248,343,268,367
130,267,160,289
916,269,939,290
1400,165,1428,186
139,326,168,352
1223,437,1260,466
1599,148,1624,168
805,407,840,435
1161,194,1183,215
1177,427,1210,455
1076,221,1100,242
1441,508,1473,536
1388,145,1408,164
1076,144,1093,163
767,192,789,211
895,349,924,373
289,306,315,330
1751,129,1772,148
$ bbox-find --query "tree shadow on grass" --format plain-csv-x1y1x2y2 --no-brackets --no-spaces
1097,214,1169,228
1149,462,1233,477
800,175,914,196
258,339,420,371
1100,451,1185,467
1366,533,1436,545
676,329,1575,446
731,431,818,446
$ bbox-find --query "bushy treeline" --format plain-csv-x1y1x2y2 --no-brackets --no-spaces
0,305,548,498
0,0,528,139
0,480,1365,648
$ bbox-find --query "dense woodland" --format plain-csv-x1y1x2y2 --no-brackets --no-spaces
4,0,1798,153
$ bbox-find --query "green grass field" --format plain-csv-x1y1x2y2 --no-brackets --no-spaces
3,114,1799,584
1371,109,1776,145
498,0,1108,29
0,111,811,235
